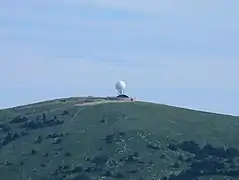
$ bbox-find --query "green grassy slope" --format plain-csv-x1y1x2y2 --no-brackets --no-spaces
0,97,239,180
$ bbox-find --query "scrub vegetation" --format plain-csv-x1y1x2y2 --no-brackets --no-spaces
0,97,239,180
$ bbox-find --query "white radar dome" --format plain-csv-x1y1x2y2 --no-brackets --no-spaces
115,80,126,95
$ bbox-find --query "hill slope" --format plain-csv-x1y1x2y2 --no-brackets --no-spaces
0,97,239,180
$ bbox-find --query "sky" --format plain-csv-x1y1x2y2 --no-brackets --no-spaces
0,1,238,115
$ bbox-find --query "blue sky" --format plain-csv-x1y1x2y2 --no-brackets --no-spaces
0,1,238,115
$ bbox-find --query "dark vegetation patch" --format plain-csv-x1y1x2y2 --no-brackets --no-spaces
10,116,29,124
166,141,239,180
0,123,11,132
0,131,20,148
20,118,64,130
104,132,125,144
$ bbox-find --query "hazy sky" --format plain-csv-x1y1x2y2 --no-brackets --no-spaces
0,1,238,115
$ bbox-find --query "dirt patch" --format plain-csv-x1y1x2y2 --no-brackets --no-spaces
74,100,133,107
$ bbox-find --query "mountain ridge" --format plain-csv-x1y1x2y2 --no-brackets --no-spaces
0,97,239,180
1,96,236,117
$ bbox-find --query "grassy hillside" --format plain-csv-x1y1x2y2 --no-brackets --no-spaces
0,97,239,180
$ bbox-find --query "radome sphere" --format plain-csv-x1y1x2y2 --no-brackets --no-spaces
115,80,126,94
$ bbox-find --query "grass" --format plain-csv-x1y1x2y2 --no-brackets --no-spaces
0,97,239,180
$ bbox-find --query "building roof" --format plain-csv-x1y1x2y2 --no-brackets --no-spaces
117,94,129,98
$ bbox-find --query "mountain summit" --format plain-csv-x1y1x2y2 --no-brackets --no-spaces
0,97,239,180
